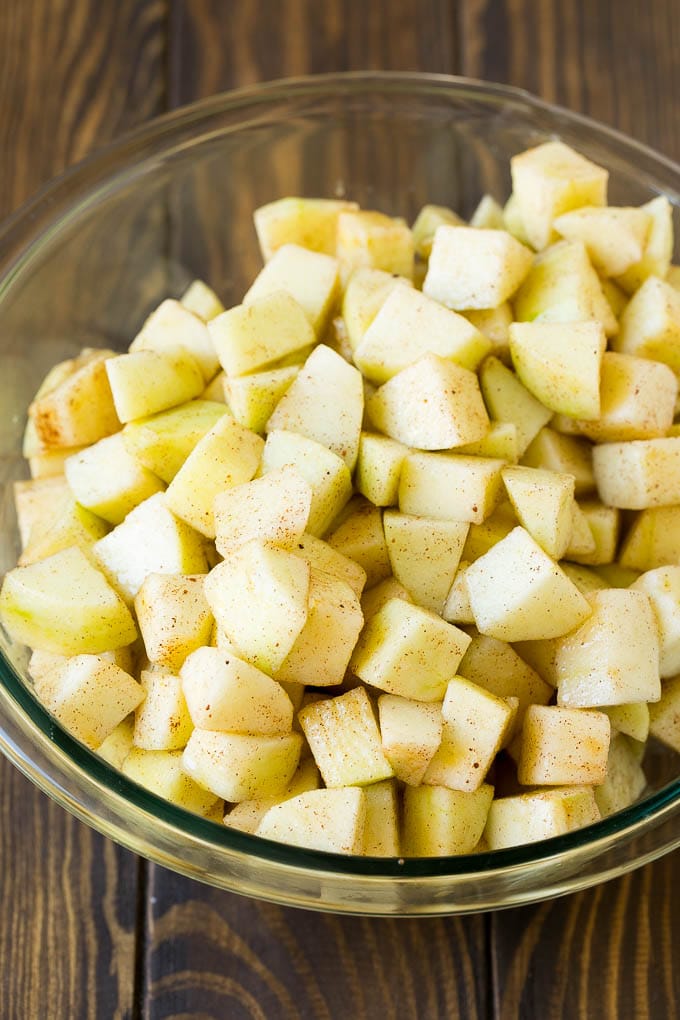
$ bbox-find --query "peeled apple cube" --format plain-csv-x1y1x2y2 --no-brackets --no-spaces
510,140,608,251
165,414,264,537
518,705,611,786
350,597,471,702
402,784,494,856
649,674,680,753
631,566,680,678
613,274,680,373
341,267,413,351
28,350,121,450
18,493,109,567
0,546,137,655
133,668,193,751
257,787,367,854
290,533,367,597
465,526,592,642
378,695,443,786
243,243,340,335
411,203,464,258
180,279,225,322
594,733,647,817
383,511,469,614
353,284,491,384
362,779,401,857
39,654,144,748
554,589,661,707
213,466,312,556
225,365,299,434
260,430,352,537
593,436,680,510
93,492,209,602
224,759,322,835
275,569,364,687
253,197,359,260
122,399,229,484
458,631,552,726
355,432,410,507
129,298,220,381
398,452,505,525
478,356,553,456
336,209,414,280
265,344,364,469
509,320,605,420
615,195,673,294
105,349,204,423
423,225,533,310
298,687,393,788
203,541,310,675
181,729,302,802
501,465,575,560
121,748,219,815
180,646,294,735
553,205,651,278
209,291,315,377
366,354,490,451
485,786,601,849
326,500,391,588
65,432,165,526
134,573,213,672
521,427,595,497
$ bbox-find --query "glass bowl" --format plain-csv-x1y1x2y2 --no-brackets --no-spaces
1,72,679,916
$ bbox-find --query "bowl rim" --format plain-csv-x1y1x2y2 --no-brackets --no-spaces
1,70,679,893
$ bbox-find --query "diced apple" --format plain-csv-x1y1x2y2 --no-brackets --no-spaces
518,705,611,785
458,630,552,725
336,209,414,280
130,298,220,381
290,533,367,597
203,541,310,675
253,197,358,260
362,779,400,856
593,437,680,509
260,429,352,537
350,597,471,702
19,492,109,566
276,569,364,686
97,716,135,769
182,729,302,802
134,573,213,671
442,562,475,625
615,195,673,294
403,784,494,856
465,526,592,641
648,674,680,752
298,687,393,787
424,677,516,792
0,546,137,655
366,355,490,451
106,350,204,423
423,225,533,310
165,414,263,537
563,504,597,562
603,702,650,743
509,320,605,420
209,291,315,377
326,500,391,587
553,205,651,277
485,786,601,849
225,364,299,434
510,141,608,250
594,733,647,817
360,577,412,620
28,350,120,449
470,195,505,230
378,694,442,785
243,243,339,335
521,427,595,496
455,421,519,463
180,279,225,322
461,501,517,561
383,511,468,613
341,268,413,351
619,506,680,571
502,465,575,560
213,466,311,556
65,432,165,525
133,668,193,751
568,500,620,566
479,356,553,455
399,451,505,525
39,653,144,748
554,589,660,707
355,432,409,507
121,748,219,815
412,203,465,258
122,399,229,483
631,567,680,678
257,787,366,854
613,275,680,373
224,758,321,834
266,344,363,469
354,285,491,384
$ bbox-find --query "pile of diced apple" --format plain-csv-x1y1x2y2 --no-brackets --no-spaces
4,140,680,858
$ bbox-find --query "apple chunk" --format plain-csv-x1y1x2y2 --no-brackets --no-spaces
423,225,533,310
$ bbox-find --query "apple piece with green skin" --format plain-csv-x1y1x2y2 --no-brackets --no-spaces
0,546,137,655
509,320,606,420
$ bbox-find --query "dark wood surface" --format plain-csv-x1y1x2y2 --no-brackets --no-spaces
0,2,678,1018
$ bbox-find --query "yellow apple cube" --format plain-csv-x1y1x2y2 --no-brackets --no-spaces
133,668,193,751
180,279,225,322
501,465,575,560
336,209,414,280
403,784,494,856
65,432,165,525
253,197,358,260
182,729,302,802
378,694,443,785
244,243,339,335
355,432,409,507
485,786,601,849
518,705,611,786
130,298,220,381
122,748,219,815
399,451,505,525
553,205,651,277
28,350,120,449
106,350,204,423
383,511,469,613
122,399,229,483
423,225,533,310
257,787,366,854
479,356,553,455
134,573,213,671
298,687,392,787
209,291,315,377
225,364,298,433
214,465,312,556
593,436,680,509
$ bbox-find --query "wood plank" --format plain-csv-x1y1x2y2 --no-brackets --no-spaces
144,6,489,1020
142,875,489,1020
0,1,167,1017
459,3,680,1018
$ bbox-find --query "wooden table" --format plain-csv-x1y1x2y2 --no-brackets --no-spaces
1,2,679,1017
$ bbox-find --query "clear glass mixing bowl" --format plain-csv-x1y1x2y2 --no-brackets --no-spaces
1,72,679,915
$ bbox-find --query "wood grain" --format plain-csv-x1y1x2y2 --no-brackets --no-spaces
0,2,167,1018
